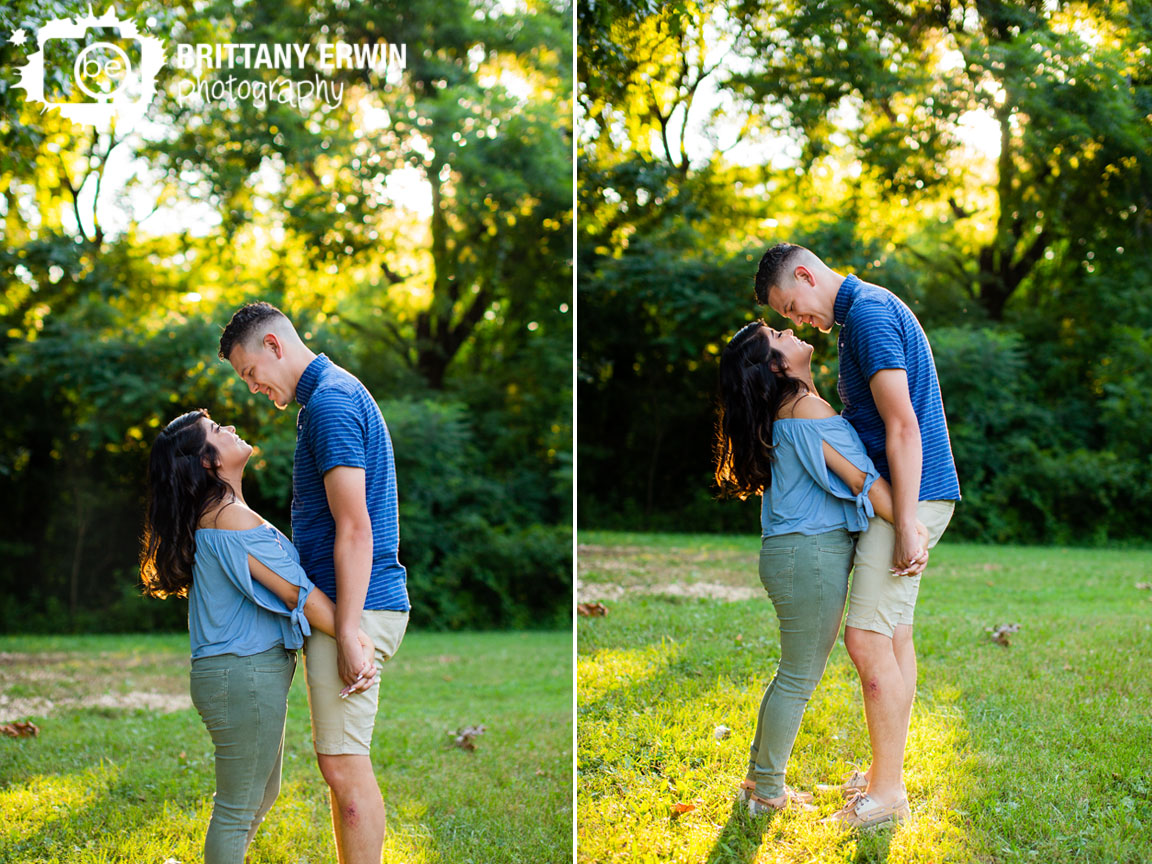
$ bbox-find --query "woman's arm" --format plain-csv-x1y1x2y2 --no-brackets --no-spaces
820,443,895,522
248,554,377,691
786,399,928,561
207,504,366,642
822,443,928,549
208,506,375,689
247,553,338,639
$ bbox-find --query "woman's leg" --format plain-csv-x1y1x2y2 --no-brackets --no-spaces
747,531,853,799
190,648,295,864
245,650,296,850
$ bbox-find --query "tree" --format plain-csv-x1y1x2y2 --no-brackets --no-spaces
0,0,573,632
577,0,1152,544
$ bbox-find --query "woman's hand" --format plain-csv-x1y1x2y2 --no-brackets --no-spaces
339,631,378,698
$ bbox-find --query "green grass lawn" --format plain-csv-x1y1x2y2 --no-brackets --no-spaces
0,630,572,864
577,533,1152,864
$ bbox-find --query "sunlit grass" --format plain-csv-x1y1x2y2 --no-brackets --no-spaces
577,536,1152,863
577,641,683,705
0,762,121,843
0,631,571,864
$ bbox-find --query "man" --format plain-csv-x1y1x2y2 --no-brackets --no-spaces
219,302,410,864
754,243,960,829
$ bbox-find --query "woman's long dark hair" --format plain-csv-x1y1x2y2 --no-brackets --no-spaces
140,409,231,598
714,320,809,499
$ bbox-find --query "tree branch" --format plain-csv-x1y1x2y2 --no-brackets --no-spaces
57,155,90,244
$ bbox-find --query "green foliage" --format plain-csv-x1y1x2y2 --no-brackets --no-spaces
0,0,571,632
386,399,573,630
578,0,1152,545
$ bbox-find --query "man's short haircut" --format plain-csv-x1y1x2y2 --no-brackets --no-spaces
754,243,810,306
218,301,291,360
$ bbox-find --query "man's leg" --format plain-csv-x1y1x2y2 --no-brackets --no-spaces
843,502,955,802
892,623,917,730
848,626,914,788
840,513,916,805
844,626,910,804
304,610,408,864
318,754,387,864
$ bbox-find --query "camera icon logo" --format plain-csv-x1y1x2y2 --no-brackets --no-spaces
14,6,165,128
74,41,133,99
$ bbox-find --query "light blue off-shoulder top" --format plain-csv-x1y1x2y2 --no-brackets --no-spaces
189,523,315,660
760,416,881,537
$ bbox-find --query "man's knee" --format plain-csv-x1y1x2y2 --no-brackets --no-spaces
845,626,893,669
892,624,915,654
316,753,374,794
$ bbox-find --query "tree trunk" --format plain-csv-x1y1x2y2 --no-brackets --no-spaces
70,492,88,619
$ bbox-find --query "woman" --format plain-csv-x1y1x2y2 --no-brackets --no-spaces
140,409,377,863
714,321,927,816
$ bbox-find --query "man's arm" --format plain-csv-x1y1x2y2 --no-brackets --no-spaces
869,368,927,576
324,465,374,686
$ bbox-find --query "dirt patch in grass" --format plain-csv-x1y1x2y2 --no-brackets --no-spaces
0,650,191,722
577,543,760,603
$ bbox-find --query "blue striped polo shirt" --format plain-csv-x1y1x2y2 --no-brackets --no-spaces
834,275,961,502
292,354,410,612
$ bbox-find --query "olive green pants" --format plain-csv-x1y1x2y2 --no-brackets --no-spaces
189,646,296,864
749,529,853,798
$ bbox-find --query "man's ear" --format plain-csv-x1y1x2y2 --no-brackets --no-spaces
263,332,284,359
793,264,815,287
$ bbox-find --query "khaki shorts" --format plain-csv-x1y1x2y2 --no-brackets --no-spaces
303,609,408,756
844,500,955,638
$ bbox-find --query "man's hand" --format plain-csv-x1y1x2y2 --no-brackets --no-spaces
338,631,378,697
891,522,929,577
336,632,368,688
915,519,930,551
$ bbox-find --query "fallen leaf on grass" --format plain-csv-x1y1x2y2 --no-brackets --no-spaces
1136,583,1151,590
0,721,39,738
671,798,704,814
577,602,608,617
986,623,1021,647
449,724,487,752
714,724,731,741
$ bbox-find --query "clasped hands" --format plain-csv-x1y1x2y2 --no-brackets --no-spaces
890,521,931,578
336,630,378,699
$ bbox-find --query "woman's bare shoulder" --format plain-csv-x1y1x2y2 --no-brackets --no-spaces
200,502,265,531
787,392,838,420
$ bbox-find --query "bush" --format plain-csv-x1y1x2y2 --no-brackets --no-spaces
386,398,571,630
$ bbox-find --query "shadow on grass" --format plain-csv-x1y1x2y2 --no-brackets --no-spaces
703,798,762,864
